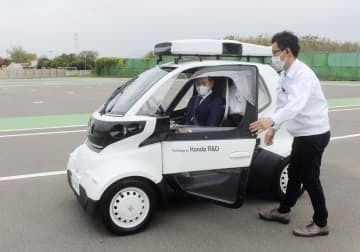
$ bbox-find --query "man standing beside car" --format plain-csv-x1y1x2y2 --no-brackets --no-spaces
249,31,331,237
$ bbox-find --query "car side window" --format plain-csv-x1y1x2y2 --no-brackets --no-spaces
258,77,271,112
173,75,193,111
137,73,189,116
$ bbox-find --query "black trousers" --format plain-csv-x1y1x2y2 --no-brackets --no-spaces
279,131,331,227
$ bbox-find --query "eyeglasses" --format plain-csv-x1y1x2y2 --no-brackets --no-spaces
272,49,283,56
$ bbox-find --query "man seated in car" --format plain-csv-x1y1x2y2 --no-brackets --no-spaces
181,76,224,126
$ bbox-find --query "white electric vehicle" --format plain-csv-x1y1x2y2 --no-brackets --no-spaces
67,39,296,235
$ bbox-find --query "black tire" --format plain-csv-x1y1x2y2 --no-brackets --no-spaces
99,178,158,235
274,159,305,201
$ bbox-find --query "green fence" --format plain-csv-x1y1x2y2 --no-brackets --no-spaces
96,52,360,81
95,57,170,77
298,52,360,80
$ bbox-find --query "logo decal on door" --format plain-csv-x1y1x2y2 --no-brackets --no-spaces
172,145,220,153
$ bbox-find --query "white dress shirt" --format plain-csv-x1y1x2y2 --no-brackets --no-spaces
199,90,213,104
271,59,330,137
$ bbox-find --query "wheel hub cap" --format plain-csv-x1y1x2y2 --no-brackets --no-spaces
280,165,289,194
109,187,150,229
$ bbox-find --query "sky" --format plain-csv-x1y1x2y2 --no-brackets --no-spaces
1,0,359,58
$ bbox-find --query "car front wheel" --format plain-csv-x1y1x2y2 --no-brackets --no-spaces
99,178,157,235
275,160,304,201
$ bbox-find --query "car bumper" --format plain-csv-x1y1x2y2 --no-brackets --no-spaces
67,169,98,216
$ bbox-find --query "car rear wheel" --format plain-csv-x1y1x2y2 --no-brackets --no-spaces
99,178,157,235
275,160,304,201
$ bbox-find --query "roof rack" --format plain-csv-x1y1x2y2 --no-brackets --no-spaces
154,39,272,64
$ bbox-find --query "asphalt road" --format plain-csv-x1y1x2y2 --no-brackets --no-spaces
0,78,360,252
0,78,125,117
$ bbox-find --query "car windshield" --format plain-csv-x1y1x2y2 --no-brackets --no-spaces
103,67,171,115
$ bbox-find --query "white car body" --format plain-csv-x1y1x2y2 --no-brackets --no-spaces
66,40,293,235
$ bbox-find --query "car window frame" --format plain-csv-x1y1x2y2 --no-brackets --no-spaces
258,75,272,113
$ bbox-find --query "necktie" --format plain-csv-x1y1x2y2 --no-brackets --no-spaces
191,96,202,124
195,95,202,107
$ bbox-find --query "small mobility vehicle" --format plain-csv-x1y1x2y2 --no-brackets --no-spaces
67,39,294,235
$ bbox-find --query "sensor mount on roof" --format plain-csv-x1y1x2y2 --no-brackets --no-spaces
154,39,271,58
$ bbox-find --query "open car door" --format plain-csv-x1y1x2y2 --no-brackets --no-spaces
162,65,259,208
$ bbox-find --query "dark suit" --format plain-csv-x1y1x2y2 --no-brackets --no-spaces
182,92,224,126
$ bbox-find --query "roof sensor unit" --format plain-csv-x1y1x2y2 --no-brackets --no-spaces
154,39,271,58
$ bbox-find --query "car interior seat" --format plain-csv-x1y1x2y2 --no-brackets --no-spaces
211,77,229,126
220,78,245,127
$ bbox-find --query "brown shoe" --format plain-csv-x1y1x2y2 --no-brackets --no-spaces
258,207,290,224
293,222,329,237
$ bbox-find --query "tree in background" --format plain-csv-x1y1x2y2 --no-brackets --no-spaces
0,57,11,68
224,34,360,53
37,57,51,68
95,57,127,76
299,35,360,52
7,47,37,64
143,51,155,59
48,53,72,68
78,51,98,70
37,50,98,70
141,51,156,65
225,34,271,47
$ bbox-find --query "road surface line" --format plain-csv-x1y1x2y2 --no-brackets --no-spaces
0,171,66,182
329,107,360,112
330,133,360,141
0,130,87,138
329,105,360,109
0,125,87,133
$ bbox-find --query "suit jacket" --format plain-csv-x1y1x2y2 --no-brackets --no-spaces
182,92,224,126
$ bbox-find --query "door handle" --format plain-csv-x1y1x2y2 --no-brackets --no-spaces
229,152,251,159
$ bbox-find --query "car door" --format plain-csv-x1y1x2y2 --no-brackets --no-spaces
162,65,259,208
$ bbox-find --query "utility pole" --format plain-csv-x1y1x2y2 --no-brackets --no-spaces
74,32,78,54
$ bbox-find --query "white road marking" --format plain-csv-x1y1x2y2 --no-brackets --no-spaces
0,171,66,182
32,101,44,104
0,129,87,138
0,78,127,88
0,125,87,133
329,107,360,112
329,105,360,109
322,83,360,87
330,133,360,141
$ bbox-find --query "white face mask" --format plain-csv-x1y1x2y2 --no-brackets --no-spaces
272,51,286,72
196,85,210,97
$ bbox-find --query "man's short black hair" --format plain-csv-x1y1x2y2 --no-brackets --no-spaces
271,31,300,57
197,76,214,82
